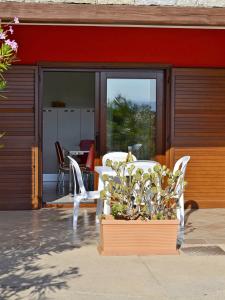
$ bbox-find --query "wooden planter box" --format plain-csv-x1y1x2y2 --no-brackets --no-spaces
98,217,179,255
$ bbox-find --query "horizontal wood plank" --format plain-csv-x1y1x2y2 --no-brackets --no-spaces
1,3,225,27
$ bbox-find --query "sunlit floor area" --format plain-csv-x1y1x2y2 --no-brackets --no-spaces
42,181,71,203
43,181,95,204
1,208,225,300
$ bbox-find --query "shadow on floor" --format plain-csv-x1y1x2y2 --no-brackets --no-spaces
183,201,200,237
0,209,98,300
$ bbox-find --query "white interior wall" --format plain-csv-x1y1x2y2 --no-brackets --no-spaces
43,71,95,108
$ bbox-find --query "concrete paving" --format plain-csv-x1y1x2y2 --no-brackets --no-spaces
0,208,225,300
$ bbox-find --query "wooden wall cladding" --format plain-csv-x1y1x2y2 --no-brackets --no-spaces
1,2,225,27
0,66,39,210
171,68,225,208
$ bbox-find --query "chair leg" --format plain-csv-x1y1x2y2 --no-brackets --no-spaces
83,209,89,226
60,171,66,194
177,194,185,247
179,194,185,228
177,225,185,248
61,171,65,187
56,170,62,192
73,197,81,230
57,169,60,183
177,194,184,226
96,198,103,223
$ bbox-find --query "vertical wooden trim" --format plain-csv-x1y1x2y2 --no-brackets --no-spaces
168,68,176,169
32,146,39,209
32,66,40,208
170,68,176,148
100,71,107,155
38,67,44,207
156,70,164,156
34,67,39,146
95,72,100,157
165,68,172,168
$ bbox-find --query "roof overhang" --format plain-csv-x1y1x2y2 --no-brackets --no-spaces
1,2,225,28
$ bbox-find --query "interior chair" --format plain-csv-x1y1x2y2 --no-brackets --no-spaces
68,156,102,229
79,139,95,164
83,144,95,172
55,141,70,189
102,152,137,166
173,156,191,228
81,144,95,191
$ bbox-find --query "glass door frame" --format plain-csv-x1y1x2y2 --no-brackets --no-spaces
99,70,165,158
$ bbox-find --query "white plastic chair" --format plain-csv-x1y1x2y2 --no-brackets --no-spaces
102,152,137,166
173,156,190,228
68,156,102,229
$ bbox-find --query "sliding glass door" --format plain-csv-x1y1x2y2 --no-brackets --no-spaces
100,71,164,159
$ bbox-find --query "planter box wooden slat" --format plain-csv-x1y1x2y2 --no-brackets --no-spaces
99,218,179,256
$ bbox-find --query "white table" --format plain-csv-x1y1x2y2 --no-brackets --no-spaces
69,150,89,156
68,149,89,193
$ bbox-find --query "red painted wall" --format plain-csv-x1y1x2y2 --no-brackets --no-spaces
14,25,225,67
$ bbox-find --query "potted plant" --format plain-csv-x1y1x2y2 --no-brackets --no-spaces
98,161,184,255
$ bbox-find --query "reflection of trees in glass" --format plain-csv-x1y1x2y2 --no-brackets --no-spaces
107,94,156,159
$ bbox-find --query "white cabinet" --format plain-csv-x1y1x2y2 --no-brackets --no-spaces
43,109,58,174
81,108,95,140
43,107,95,178
58,109,81,149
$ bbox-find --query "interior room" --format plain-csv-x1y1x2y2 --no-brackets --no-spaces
42,71,95,204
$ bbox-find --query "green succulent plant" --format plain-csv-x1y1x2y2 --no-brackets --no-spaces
100,160,186,221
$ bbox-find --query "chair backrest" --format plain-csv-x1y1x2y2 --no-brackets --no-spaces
85,144,95,171
68,156,86,195
125,160,159,173
173,156,190,176
131,144,143,159
173,156,190,194
102,152,137,166
79,139,94,151
55,141,64,166
132,144,142,152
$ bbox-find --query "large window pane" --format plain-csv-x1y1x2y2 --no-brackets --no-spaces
107,78,156,159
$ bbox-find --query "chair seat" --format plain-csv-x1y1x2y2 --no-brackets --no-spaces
86,190,100,199
74,190,100,201
59,164,70,172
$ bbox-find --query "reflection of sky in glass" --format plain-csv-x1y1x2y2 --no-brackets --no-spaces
107,78,156,111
